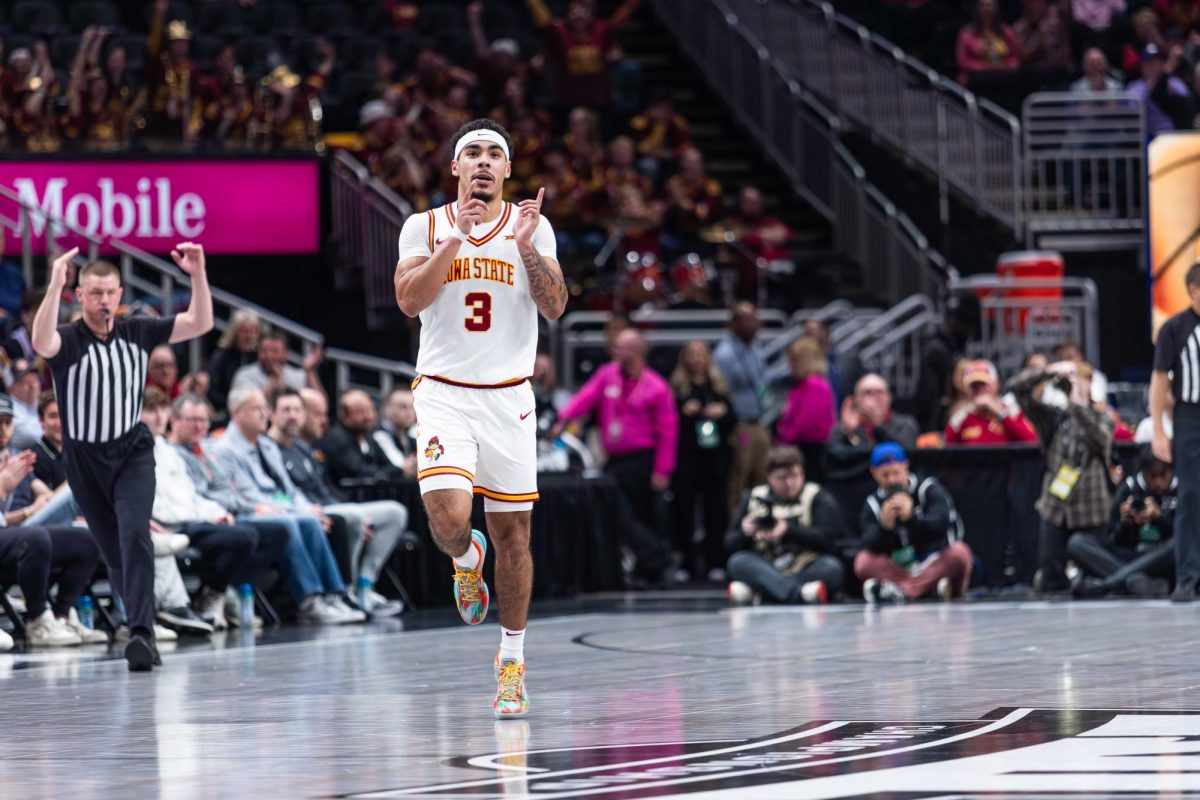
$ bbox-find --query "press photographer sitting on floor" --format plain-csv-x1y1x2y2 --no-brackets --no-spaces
725,446,846,605
855,443,973,603
1069,447,1177,598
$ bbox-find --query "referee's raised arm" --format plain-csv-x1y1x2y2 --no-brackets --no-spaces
168,242,214,342
31,246,78,359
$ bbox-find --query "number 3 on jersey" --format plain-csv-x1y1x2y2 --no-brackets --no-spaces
464,292,492,332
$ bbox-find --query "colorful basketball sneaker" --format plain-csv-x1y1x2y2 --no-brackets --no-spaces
452,530,489,625
493,651,529,718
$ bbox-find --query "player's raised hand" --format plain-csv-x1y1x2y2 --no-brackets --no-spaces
171,242,206,276
49,247,79,289
457,182,488,237
515,187,544,248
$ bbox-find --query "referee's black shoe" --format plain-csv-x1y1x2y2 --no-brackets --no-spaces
125,634,159,672
157,606,216,636
1171,581,1196,603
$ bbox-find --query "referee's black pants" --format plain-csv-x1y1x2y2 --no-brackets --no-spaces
1174,404,1200,588
64,424,157,639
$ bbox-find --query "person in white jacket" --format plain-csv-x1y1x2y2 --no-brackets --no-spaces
142,387,289,630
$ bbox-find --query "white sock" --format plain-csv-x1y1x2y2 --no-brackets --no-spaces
453,538,482,572
499,627,525,663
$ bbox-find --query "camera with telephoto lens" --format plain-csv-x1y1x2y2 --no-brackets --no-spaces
883,483,908,500
754,498,777,531
1130,494,1147,514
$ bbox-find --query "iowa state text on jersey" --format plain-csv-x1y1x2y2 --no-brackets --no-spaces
444,257,516,286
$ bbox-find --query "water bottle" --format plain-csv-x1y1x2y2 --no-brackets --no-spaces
238,582,255,629
77,595,94,630
356,576,373,615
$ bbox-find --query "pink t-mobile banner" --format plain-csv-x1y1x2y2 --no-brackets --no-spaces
0,160,320,254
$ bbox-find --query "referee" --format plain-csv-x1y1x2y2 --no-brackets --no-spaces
1150,260,1200,603
31,243,213,670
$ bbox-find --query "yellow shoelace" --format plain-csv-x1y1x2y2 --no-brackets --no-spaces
453,567,480,604
497,662,525,703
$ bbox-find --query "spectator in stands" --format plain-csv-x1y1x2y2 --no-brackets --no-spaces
383,0,420,30
855,443,972,602
915,292,980,433
230,331,324,400
803,318,847,401
1070,446,1176,597
670,341,734,580
207,309,261,415
32,392,63,490
147,345,182,401
467,1,528,112
272,389,407,617
826,374,920,481
205,388,364,624
1009,360,1114,593
559,328,678,536
0,394,104,646
664,148,723,252
1156,0,1200,39
956,0,1021,84
538,144,593,251
168,395,349,625
405,47,477,110
726,446,844,604
775,337,836,476
373,387,418,477
63,28,129,151
7,40,61,153
533,353,572,423
525,0,643,114
257,53,335,153
724,187,795,302
1072,0,1127,37
143,0,200,146
1127,43,1191,138
202,65,255,150
142,387,287,631
565,107,606,186
1072,47,1124,92
1123,9,1169,75
945,360,1038,445
629,91,693,181
5,291,41,366
1014,0,1073,72
100,33,136,118
713,302,773,511
8,362,42,450
311,388,405,486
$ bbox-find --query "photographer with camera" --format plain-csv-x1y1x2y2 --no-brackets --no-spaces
1068,447,1177,598
854,443,972,603
725,446,845,605
1009,360,1114,594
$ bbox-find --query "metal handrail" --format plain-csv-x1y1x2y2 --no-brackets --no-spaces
729,0,1024,237
652,0,957,305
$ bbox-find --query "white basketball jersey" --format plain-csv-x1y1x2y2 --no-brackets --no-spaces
397,201,557,386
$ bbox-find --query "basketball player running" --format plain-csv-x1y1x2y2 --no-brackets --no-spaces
394,119,567,717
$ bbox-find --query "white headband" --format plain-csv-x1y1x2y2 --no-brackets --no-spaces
454,130,510,162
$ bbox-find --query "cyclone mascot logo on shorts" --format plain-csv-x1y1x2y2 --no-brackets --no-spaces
424,436,445,462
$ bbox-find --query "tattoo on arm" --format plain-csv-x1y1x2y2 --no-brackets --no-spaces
520,247,567,316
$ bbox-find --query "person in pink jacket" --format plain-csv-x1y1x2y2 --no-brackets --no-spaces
956,0,1020,84
775,337,836,479
559,328,679,538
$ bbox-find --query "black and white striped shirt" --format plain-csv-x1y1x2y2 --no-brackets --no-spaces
47,315,175,444
1154,308,1200,405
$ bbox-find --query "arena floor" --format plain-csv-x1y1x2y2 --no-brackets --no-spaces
4,595,1200,799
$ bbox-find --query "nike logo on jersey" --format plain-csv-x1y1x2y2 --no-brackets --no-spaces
435,237,446,245
520,410,534,420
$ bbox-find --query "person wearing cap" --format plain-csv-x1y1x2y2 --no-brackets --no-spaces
1008,360,1114,594
466,1,526,111
143,0,200,145
855,443,972,603
1126,42,1190,139
0,392,108,647
8,359,44,451
944,360,1037,446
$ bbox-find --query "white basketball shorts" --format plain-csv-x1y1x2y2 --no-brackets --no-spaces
412,375,539,512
